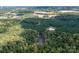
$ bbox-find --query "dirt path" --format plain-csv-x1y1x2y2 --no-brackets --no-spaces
39,32,46,45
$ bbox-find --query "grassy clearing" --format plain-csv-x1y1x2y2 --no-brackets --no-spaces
0,19,24,46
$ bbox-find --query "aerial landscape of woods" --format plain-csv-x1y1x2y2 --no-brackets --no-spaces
0,6,79,53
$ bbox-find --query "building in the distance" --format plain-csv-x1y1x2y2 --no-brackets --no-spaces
46,26,56,31
59,10,79,13
0,12,24,19
33,11,57,19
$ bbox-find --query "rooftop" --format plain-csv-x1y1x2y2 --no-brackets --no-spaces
47,27,56,31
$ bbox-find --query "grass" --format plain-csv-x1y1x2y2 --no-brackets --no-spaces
0,19,24,46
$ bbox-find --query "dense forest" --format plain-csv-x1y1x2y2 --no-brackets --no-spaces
0,13,79,53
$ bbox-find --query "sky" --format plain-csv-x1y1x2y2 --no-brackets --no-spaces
0,0,79,6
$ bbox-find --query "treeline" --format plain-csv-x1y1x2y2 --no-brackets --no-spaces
0,13,79,53
20,13,79,33
0,30,79,53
